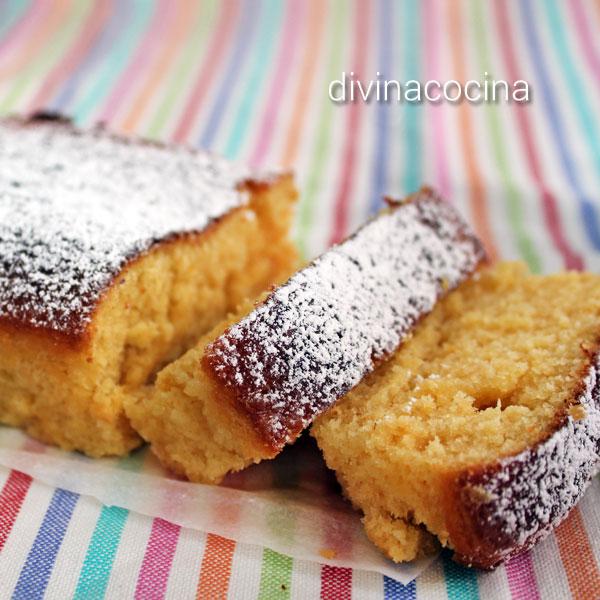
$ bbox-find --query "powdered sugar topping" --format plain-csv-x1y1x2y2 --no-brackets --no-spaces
0,118,251,335
206,190,485,448
459,351,600,565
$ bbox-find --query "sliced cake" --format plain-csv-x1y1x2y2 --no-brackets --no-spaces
126,188,486,483
0,114,298,456
312,262,600,568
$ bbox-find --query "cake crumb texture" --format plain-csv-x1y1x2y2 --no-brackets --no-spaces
205,188,485,450
313,262,600,568
130,189,485,483
125,299,271,483
0,116,254,336
0,117,298,456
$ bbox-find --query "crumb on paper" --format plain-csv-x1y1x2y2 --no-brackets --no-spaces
319,548,337,559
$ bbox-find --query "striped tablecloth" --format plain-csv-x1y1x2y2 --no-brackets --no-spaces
0,1,599,598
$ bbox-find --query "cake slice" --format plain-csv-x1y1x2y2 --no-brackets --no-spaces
126,188,486,483
0,114,297,456
312,262,600,568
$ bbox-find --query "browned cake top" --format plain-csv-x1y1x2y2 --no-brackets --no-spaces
456,351,600,567
0,115,256,338
204,188,486,451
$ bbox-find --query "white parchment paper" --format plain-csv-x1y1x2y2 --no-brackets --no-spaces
0,427,434,584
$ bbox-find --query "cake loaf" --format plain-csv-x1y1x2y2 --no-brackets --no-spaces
312,262,600,568
126,187,486,483
0,114,298,456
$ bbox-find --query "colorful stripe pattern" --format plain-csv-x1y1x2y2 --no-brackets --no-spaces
12,489,78,599
0,470,31,552
0,0,599,597
73,506,129,599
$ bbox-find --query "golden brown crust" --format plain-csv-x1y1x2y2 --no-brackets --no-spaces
0,193,295,348
203,188,486,451
0,141,298,457
312,263,600,569
0,204,248,348
0,113,290,343
199,350,284,456
444,347,600,569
